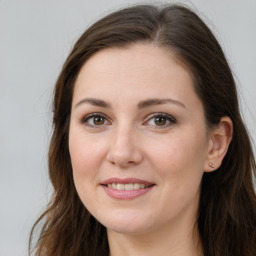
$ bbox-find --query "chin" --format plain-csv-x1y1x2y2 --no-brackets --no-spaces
96,210,154,235
106,222,151,235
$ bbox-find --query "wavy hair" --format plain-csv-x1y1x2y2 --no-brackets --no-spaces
30,4,256,256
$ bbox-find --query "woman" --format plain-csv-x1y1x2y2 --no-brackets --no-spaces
30,4,256,256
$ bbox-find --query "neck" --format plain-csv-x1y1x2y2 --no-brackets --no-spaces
107,221,203,256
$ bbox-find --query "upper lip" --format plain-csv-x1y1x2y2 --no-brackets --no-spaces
101,177,155,186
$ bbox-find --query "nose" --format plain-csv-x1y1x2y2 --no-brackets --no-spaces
106,127,143,168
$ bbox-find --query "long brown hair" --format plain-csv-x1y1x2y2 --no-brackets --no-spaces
29,4,256,256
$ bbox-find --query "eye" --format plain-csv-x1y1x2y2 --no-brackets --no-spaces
144,113,176,128
81,113,110,127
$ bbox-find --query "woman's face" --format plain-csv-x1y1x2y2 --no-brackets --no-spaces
69,44,212,235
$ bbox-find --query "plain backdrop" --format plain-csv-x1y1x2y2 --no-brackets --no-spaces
1,0,255,255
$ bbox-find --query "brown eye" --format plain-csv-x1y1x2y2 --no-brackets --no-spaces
154,116,167,126
145,113,176,128
82,113,109,127
93,116,105,125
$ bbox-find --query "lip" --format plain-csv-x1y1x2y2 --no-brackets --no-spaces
100,177,155,200
101,177,154,186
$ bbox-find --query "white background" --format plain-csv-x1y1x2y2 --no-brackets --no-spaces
1,0,255,255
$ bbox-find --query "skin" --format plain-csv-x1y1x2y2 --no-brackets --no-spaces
69,43,232,256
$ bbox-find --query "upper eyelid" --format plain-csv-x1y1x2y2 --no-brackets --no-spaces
143,113,177,129
144,112,176,121
82,112,107,119
81,112,110,123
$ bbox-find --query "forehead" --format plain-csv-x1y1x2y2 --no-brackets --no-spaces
72,43,200,109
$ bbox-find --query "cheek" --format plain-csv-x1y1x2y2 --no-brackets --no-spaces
69,131,105,209
147,133,206,191
69,130,105,174
68,131,107,204
151,135,205,168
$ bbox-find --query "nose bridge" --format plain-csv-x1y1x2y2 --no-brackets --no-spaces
106,122,142,167
115,124,133,145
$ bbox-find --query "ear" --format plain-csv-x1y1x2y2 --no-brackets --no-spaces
204,116,233,172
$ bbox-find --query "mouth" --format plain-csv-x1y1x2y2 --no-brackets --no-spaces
103,183,153,190
100,178,155,199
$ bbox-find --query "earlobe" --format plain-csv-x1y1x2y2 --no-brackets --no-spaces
204,116,233,172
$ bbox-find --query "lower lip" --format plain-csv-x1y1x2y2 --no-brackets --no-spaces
102,185,154,200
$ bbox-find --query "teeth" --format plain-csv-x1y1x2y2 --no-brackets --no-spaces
124,184,133,190
117,184,125,190
107,183,150,190
134,183,140,189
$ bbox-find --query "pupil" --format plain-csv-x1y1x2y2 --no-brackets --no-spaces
155,117,166,125
94,116,104,125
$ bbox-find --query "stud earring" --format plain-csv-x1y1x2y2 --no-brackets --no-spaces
209,162,214,168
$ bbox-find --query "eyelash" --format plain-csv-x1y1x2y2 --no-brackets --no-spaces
144,113,177,128
81,113,109,128
80,112,176,129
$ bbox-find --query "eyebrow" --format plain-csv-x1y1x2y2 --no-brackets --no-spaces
74,97,185,109
138,98,185,109
75,98,111,109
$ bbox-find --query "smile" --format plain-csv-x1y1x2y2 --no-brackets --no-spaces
101,178,155,200
106,183,151,190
